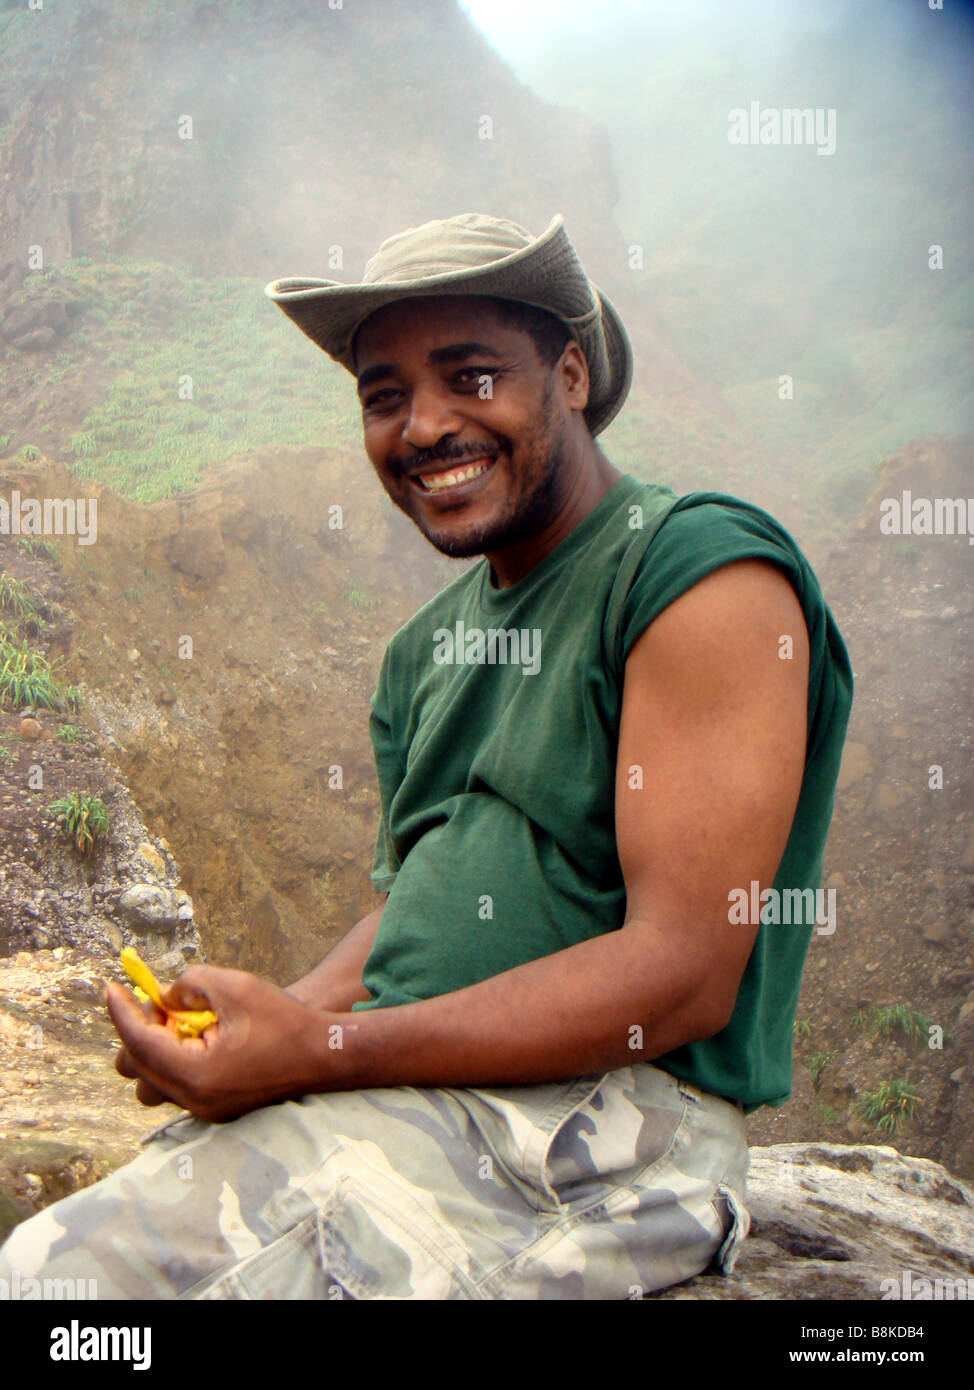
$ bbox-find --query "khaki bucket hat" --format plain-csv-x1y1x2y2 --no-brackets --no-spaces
264,212,633,436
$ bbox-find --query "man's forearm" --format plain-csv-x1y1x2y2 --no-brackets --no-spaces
284,899,386,1012
316,917,731,1091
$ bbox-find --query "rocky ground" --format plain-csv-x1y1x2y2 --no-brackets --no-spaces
0,944,188,1242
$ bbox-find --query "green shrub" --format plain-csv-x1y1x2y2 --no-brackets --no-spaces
803,1049,838,1093
45,792,110,855
0,571,46,627
347,581,378,615
868,1004,935,1053
0,631,82,712
856,1079,922,1135
15,537,60,565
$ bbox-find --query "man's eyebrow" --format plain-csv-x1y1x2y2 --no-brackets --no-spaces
427,341,505,365
357,362,396,393
357,341,505,395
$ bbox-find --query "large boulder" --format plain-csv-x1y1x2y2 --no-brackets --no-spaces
651,1143,974,1300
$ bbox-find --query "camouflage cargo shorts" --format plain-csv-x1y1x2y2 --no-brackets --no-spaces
0,1061,750,1299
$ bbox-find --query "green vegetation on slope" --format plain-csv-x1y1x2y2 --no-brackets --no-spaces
1,258,359,502
1,255,710,504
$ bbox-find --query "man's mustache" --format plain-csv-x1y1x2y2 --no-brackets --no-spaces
394,441,501,477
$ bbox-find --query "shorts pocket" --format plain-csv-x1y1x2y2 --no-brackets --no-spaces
522,1073,613,1212
710,1183,751,1275
542,1067,689,1211
193,1171,481,1301
194,1214,336,1300
313,1174,480,1299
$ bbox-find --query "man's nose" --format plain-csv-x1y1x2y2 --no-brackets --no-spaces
403,384,464,450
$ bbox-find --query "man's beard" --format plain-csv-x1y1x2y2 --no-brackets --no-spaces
409,383,570,560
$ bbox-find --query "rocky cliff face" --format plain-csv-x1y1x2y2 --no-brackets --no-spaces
1,511,204,964
0,0,620,282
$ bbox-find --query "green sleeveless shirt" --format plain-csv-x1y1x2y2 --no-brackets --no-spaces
351,473,853,1111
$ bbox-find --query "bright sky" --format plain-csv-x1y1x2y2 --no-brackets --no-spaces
458,0,853,63
458,0,691,59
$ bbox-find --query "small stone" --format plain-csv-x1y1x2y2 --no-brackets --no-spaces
127,648,141,664
151,950,188,976
61,976,99,1003
136,842,166,878
117,883,182,928
134,933,168,961
950,1068,966,1084
18,718,42,741
922,919,952,945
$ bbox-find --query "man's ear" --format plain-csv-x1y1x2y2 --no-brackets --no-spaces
559,341,590,413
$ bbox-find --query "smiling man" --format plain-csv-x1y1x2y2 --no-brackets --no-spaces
0,213,853,1300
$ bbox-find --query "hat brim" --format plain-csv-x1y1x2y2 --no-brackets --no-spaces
265,215,632,436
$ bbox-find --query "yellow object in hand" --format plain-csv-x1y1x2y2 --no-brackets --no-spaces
119,947,218,1038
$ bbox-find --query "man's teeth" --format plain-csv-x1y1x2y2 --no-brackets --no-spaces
418,459,492,492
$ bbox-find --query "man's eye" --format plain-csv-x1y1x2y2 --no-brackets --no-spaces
363,389,399,409
454,368,497,388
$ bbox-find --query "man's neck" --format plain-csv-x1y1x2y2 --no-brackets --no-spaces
486,453,624,590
